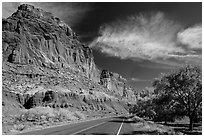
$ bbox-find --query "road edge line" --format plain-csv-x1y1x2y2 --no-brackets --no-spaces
116,118,124,135
17,114,123,134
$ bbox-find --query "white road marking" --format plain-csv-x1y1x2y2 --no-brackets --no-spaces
72,121,107,135
116,118,124,135
19,115,117,134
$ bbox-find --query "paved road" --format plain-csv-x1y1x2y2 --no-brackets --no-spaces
19,115,135,135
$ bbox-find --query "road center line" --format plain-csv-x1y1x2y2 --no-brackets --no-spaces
116,118,124,135
71,121,107,135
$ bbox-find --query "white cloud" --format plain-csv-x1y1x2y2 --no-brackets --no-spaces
130,78,149,82
90,12,185,60
177,24,202,49
90,11,201,67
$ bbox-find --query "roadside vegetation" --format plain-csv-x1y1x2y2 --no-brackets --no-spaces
129,115,177,135
3,107,86,134
130,65,202,134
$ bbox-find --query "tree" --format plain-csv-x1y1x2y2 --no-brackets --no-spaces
130,88,156,119
153,65,202,130
168,66,202,130
152,75,184,124
152,95,176,124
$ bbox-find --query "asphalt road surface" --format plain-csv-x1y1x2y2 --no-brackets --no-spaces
19,115,135,135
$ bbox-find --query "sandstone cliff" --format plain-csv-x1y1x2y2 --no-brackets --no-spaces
2,4,135,134
2,4,99,81
100,69,136,101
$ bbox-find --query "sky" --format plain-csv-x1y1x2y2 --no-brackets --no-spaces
2,2,202,91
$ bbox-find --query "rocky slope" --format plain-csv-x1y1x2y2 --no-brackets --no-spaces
2,4,99,81
100,69,135,101
2,4,136,134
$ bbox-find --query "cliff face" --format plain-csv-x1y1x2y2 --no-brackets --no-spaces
2,4,99,81
2,4,135,101
2,4,136,133
100,70,136,101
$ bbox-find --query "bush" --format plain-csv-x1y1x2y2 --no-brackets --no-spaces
14,124,25,131
74,111,86,120
15,107,80,124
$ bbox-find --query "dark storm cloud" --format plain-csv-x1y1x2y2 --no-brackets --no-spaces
2,2,94,28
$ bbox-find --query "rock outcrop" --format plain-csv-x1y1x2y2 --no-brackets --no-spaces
100,69,136,101
2,4,99,81
2,5,136,133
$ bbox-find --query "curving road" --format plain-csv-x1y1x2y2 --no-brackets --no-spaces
19,115,135,135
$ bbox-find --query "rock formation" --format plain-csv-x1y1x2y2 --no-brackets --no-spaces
100,69,135,101
2,4,99,81
2,4,136,134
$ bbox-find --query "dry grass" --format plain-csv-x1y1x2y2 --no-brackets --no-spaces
130,116,177,135
3,107,87,134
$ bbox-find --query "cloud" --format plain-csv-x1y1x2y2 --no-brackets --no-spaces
130,78,149,82
90,12,184,60
90,11,201,67
177,24,202,49
2,2,93,27
168,54,202,67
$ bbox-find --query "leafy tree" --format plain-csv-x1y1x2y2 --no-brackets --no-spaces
130,88,156,119
168,66,201,130
152,75,184,124
153,65,202,130
130,99,155,119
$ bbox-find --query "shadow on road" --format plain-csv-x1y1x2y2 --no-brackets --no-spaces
115,115,134,119
109,119,135,124
111,115,136,124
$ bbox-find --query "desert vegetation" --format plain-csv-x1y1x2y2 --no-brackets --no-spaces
130,65,202,134
2,106,87,134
